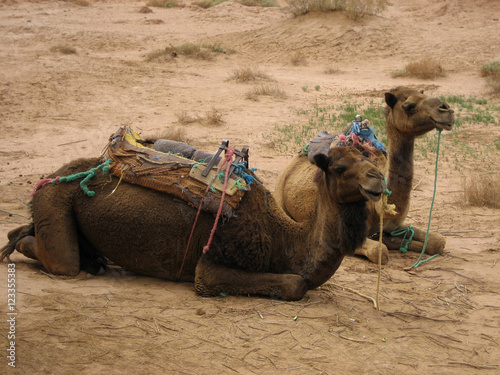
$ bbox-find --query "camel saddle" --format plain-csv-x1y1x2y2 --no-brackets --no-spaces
104,127,251,218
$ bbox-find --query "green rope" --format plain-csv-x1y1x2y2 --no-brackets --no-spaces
54,159,112,197
411,129,443,268
301,143,309,155
390,226,414,253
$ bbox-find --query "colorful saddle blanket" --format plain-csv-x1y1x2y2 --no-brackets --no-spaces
305,118,386,163
104,127,251,218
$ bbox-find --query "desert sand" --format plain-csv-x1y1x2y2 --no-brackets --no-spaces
0,0,499,374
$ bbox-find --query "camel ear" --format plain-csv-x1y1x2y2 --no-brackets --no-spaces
385,92,398,108
313,153,329,173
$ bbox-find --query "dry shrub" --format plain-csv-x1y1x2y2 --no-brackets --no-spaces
480,61,500,93
287,0,386,20
237,0,278,7
245,84,288,101
226,67,274,83
50,45,77,55
291,51,307,66
175,110,198,125
138,6,153,13
204,108,224,126
144,127,191,143
463,172,500,208
144,19,164,24
146,43,214,62
404,58,446,79
63,0,90,6
146,0,178,7
324,66,341,74
193,0,227,8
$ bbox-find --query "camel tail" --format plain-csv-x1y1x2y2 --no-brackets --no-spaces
0,223,35,262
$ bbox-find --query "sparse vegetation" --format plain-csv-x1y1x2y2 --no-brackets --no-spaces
301,85,308,92
287,0,386,20
463,172,500,208
146,0,178,8
193,0,228,8
50,45,77,55
315,85,321,91
245,84,288,101
226,66,274,83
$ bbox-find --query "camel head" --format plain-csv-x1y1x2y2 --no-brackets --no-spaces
313,146,385,204
385,86,455,137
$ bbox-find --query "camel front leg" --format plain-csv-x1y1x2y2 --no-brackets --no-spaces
194,255,308,301
383,226,446,255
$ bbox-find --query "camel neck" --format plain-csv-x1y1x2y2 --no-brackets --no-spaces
386,127,415,217
290,178,368,289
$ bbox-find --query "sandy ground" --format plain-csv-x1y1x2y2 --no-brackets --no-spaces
0,0,499,374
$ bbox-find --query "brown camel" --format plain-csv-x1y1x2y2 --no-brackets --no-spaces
1,146,385,301
275,87,455,264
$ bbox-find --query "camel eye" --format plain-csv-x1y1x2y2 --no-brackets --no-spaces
334,165,347,175
403,102,416,112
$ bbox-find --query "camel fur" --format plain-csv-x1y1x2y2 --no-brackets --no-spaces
275,87,455,264
1,146,385,301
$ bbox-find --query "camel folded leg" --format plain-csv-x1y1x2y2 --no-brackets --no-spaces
23,214,81,276
383,227,446,255
354,239,389,265
195,255,308,301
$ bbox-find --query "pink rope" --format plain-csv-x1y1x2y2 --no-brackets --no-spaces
203,147,235,254
177,147,235,279
30,176,60,197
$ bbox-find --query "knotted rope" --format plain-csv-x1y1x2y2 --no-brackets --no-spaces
31,159,112,197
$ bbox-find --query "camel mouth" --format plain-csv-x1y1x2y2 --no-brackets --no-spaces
435,121,453,131
359,185,383,202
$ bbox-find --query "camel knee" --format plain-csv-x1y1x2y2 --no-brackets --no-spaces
8,224,33,240
15,236,37,260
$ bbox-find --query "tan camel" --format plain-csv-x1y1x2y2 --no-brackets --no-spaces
1,146,385,300
275,87,455,264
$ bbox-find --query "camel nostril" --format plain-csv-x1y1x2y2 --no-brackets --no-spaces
439,104,450,111
367,170,384,180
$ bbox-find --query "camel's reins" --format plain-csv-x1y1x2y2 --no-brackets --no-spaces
375,128,444,309
411,128,443,268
